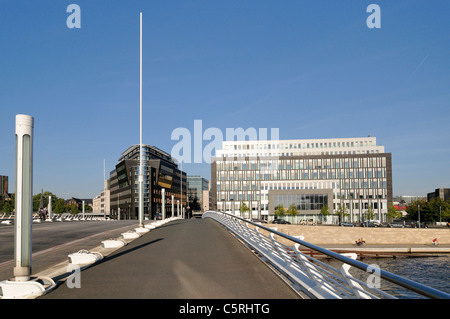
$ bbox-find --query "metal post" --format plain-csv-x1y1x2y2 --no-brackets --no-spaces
177,200,179,217
418,204,420,228
14,114,34,282
162,188,165,220
48,195,52,221
82,200,85,219
439,206,441,223
138,11,144,228
172,195,174,218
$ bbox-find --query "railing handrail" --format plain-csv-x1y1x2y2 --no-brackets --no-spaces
204,211,450,299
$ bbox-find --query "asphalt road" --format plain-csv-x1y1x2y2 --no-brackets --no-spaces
0,219,139,280
39,218,300,299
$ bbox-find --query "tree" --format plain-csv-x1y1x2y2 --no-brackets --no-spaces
406,198,429,221
69,203,79,215
320,204,330,223
427,197,450,222
287,204,298,217
0,200,13,213
274,204,285,218
335,204,349,224
239,202,250,218
33,191,59,212
53,198,66,214
387,204,402,221
407,198,450,222
366,206,375,220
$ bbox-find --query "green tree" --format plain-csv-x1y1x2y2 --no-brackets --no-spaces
427,197,450,222
33,191,59,212
407,198,450,223
274,204,285,218
53,198,66,214
387,204,402,221
69,203,79,215
287,204,298,217
320,204,330,223
84,203,93,212
335,204,349,224
2,201,13,213
406,198,429,221
366,206,375,220
239,202,250,218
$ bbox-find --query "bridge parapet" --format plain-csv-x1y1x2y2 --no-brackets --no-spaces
203,211,450,299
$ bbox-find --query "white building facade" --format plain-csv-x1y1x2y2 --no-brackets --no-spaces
211,137,392,224
92,179,110,217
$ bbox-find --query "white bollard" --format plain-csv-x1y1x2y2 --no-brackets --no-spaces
162,188,165,220
172,195,174,218
48,196,53,221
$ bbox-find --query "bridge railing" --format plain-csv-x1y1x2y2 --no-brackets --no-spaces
203,211,450,299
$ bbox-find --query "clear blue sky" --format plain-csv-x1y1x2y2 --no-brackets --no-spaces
0,0,449,199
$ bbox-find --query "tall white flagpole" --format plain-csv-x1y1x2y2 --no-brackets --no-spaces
138,12,144,228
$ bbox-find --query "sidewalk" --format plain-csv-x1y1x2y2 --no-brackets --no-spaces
39,218,301,299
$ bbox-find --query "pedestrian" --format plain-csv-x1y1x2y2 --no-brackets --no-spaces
432,238,439,246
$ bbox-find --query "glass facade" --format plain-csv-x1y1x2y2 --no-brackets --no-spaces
110,144,187,220
274,194,328,211
187,176,209,211
211,138,393,223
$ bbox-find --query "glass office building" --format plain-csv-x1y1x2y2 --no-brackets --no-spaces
211,137,392,224
187,176,210,212
109,144,187,220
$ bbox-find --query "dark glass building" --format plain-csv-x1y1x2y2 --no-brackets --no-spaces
187,176,209,212
109,144,186,220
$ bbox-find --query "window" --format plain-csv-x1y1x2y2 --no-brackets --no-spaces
274,193,328,211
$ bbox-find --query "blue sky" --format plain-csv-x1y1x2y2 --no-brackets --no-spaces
0,0,449,199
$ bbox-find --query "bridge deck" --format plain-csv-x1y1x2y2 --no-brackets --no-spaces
41,218,300,299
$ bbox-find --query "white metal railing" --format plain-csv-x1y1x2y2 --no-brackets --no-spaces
203,211,450,299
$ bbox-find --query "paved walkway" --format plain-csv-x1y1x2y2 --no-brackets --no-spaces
40,218,300,299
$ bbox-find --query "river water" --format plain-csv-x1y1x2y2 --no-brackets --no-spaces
344,255,449,298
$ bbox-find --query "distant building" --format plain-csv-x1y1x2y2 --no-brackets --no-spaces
93,179,110,216
65,197,92,210
393,195,424,205
187,176,210,212
109,144,186,220
427,187,450,202
0,175,8,196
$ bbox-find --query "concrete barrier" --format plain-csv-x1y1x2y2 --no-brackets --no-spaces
262,225,450,246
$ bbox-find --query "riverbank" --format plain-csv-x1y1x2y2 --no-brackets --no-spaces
267,224,450,246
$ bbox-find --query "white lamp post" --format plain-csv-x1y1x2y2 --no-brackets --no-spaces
13,114,34,282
